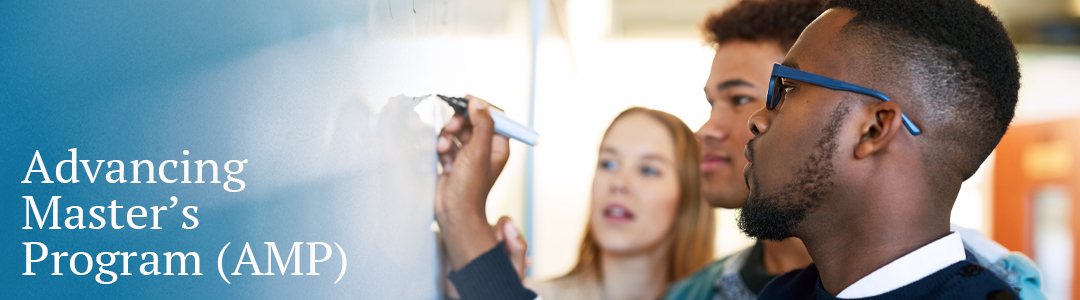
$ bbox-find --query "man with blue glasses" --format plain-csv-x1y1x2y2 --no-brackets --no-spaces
739,0,1025,299
670,0,1042,299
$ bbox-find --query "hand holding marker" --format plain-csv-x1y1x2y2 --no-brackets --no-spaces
438,95,539,146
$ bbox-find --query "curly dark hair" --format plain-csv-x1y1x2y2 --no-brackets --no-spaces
825,0,1019,181
702,0,825,51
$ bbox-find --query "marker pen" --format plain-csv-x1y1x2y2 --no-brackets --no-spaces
437,95,539,146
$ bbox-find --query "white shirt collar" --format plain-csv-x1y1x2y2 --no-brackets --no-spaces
836,231,966,299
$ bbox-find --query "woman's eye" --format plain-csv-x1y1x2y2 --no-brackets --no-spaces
641,166,660,177
599,160,618,171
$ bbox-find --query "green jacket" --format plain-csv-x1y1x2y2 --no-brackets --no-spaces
663,245,755,300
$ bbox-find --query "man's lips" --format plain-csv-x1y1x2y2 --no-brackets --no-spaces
743,142,754,188
744,143,754,164
744,161,752,189
700,153,731,172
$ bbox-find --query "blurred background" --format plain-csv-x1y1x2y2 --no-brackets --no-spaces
477,0,1080,299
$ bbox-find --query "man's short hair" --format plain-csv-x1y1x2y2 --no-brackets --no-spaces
702,0,825,51
824,0,1020,182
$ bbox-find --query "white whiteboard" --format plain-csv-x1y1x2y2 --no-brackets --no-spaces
1,0,534,298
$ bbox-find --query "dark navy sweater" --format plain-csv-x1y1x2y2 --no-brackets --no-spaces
450,244,1019,300
758,253,1019,300
448,243,537,300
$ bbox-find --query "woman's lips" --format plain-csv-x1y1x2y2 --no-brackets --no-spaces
603,204,635,223
700,153,731,172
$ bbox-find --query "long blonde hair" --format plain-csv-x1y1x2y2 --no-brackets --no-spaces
564,107,715,285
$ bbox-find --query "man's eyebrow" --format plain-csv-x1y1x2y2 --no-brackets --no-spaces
781,60,800,70
716,79,754,91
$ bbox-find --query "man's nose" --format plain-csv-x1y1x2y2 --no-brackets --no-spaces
697,114,731,145
748,106,770,136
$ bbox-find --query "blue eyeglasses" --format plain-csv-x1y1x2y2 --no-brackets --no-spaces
766,63,922,136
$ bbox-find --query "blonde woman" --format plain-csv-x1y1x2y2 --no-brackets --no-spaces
529,107,715,300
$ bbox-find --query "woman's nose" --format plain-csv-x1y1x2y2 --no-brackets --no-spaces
609,169,630,194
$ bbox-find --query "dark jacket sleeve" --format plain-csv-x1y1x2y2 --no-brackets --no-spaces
448,243,538,300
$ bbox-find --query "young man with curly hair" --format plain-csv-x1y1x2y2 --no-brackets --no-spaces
666,1,821,299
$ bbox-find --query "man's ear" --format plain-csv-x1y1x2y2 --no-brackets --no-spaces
855,101,903,159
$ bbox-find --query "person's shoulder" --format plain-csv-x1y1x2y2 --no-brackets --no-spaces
757,261,1019,300
662,247,748,300
953,224,1044,299
880,260,1018,300
527,274,601,300
662,258,725,300
997,253,1046,300
933,261,1019,300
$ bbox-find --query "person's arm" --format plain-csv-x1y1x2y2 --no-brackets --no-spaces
448,243,536,299
434,95,537,300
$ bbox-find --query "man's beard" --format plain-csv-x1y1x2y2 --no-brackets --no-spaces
738,104,850,241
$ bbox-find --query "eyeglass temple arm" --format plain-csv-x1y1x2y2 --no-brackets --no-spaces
774,64,922,136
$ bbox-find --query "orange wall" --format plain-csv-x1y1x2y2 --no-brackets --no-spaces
993,118,1080,296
